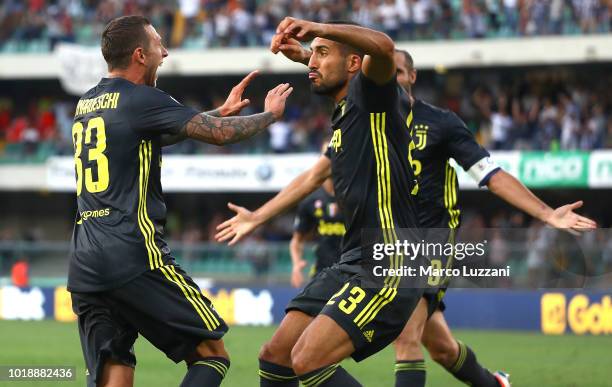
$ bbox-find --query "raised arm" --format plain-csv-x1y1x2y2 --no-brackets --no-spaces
162,81,292,147
215,154,332,245
487,170,597,233
273,18,396,85
162,71,260,146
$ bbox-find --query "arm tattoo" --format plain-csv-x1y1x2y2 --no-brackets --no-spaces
161,108,221,146
160,130,188,147
182,112,275,145
204,108,222,117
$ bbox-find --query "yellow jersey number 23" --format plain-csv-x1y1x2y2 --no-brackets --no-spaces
72,116,109,196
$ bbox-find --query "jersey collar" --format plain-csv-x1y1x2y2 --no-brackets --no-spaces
332,98,348,124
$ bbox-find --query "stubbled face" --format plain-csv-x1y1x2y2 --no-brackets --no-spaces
308,38,350,96
394,51,416,91
143,25,168,87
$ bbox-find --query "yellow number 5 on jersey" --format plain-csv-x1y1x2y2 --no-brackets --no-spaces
72,117,110,196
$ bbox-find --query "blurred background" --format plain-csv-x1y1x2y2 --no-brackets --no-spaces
0,0,611,341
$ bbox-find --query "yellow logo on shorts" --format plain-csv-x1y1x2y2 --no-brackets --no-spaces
363,329,374,342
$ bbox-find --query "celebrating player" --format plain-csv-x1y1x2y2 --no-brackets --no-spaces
216,39,596,387
390,48,596,387
218,18,426,386
67,15,292,387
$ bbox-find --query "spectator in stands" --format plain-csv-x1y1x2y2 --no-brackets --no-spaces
413,0,432,39
502,0,520,35
378,0,402,39
582,104,605,149
254,3,276,46
182,221,204,265
549,0,565,34
11,257,30,288
215,6,232,47
351,0,377,31
526,222,553,287
528,0,549,36
231,1,252,47
0,0,610,50
268,120,293,153
490,96,514,149
578,0,599,33
47,8,75,50
437,0,454,38
6,116,27,144
238,231,272,278
471,1,488,38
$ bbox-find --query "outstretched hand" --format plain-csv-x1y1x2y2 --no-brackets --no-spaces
215,203,260,246
218,70,260,117
264,83,293,120
544,201,597,235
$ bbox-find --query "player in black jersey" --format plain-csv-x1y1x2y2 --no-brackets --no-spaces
390,49,595,387
290,175,345,288
217,39,596,386
217,18,425,386
68,16,293,387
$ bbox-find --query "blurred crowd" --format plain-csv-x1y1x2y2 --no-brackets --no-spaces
469,79,611,150
1,66,611,160
3,204,610,287
0,0,610,52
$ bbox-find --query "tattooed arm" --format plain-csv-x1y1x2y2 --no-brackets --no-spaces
204,108,223,117
160,108,225,146
160,110,272,146
174,111,276,146
162,82,293,147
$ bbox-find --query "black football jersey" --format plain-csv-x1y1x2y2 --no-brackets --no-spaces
326,72,420,264
407,99,496,228
67,77,199,292
294,188,345,271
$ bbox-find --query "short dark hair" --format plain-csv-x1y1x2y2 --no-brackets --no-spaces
324,20,365,59
395,49,414,71
101,15,151,70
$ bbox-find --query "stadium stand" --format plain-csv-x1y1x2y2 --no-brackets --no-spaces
0,0,610,52
0,65,611,162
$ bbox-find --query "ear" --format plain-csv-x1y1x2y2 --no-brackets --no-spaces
133,47,146,66
410,69,417,85
347,54,361,74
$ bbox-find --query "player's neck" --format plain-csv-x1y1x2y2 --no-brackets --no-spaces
332,83,350,104
107,67,146,85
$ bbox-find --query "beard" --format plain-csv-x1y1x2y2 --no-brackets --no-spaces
310,76,347,97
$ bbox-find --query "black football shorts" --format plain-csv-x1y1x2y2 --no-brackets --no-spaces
287,261,423,362
71,264,227,387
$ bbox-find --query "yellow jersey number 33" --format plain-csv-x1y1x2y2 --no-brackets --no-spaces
72,116,110,196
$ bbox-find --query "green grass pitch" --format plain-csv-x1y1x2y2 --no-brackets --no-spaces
1,320,610,386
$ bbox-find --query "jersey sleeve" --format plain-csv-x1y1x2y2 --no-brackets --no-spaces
444,111,500,186
348,71,400,112
293,199,317,234
129,85,199,135
324,146,332,159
